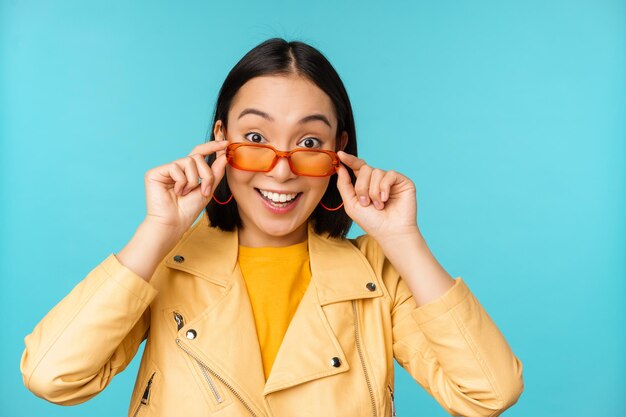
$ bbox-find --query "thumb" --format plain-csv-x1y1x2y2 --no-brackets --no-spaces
210,153,228,188
336,164,356,206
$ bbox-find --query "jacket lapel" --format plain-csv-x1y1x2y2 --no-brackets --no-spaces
263,221,384,394
165,212,384,402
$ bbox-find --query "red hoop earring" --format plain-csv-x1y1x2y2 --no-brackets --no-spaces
212,194,233,205
319,200,344,211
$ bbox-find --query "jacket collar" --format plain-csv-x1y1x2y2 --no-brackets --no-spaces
164,212,383,305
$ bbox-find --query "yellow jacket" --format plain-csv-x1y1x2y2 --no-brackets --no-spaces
21,212,524,416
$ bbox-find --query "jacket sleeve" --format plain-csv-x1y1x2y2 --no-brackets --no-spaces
357,234,524,417
20,253,159,405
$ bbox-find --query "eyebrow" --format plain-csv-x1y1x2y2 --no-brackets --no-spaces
237,108,331,128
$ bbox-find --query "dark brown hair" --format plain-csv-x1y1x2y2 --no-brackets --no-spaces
205,38,358,239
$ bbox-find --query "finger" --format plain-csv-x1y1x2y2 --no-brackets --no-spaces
190,153,214,197
167,163,188,195
335,163,357,207
188,139,229,158
337,151,367,175
379,170,399,202
353,164,373,206
179,156,201,196
369,168,386,210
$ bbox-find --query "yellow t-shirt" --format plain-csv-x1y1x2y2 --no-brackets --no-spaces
237,240,312,381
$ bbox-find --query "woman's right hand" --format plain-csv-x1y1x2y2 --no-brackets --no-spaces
143,140,229,237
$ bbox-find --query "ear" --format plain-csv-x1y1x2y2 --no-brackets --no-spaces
338,131,349,152
213,120,226,141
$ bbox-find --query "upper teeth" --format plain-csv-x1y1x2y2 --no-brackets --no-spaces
259,189,298,203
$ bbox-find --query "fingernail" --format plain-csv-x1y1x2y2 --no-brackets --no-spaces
381,191,387,202
359,196,368,206
204,186,212,197
374,200,384,210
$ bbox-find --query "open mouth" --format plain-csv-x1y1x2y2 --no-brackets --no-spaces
255,188,303,208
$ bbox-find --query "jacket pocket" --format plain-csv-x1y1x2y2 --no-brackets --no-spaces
170,309,230,410
131,369,158,417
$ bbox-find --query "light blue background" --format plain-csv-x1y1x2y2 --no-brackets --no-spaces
2,1,624,416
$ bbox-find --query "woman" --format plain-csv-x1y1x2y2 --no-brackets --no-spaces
21,38,524,416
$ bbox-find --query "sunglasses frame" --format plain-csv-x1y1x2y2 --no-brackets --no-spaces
224,142,340,177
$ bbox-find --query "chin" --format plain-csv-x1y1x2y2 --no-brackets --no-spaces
257,217,305,237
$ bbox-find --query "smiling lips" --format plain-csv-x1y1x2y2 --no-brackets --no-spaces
256,188,301,204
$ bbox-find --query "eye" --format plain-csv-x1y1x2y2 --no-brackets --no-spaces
244,132,266,143
299,137,322,149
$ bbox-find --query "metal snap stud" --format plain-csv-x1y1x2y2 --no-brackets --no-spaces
186,329,197,340
173,255,185,263
330,357,341,368
366,282,376,291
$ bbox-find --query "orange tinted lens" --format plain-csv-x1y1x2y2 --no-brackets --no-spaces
291,151,335,176
231,146,276,171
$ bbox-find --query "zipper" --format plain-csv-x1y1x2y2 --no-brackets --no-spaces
172,311,259,416
132,371,155,417
173,311,184,331
387,384,396,417
172,312,223,404
176,338,259,416
353,300,377,417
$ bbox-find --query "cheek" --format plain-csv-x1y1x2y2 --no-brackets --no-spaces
225,167,256,194
306,177,331,199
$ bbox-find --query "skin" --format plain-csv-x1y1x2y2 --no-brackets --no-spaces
118,73,455,307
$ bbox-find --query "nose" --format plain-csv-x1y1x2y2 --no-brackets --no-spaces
267,154,298,182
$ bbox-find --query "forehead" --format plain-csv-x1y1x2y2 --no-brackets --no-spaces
228,75,337,127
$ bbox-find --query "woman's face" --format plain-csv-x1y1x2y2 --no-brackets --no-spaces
214,74,347,247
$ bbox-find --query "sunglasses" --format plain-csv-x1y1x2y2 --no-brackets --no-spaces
224,142,340,177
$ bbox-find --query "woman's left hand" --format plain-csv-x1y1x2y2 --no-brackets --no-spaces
335,151,419,242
